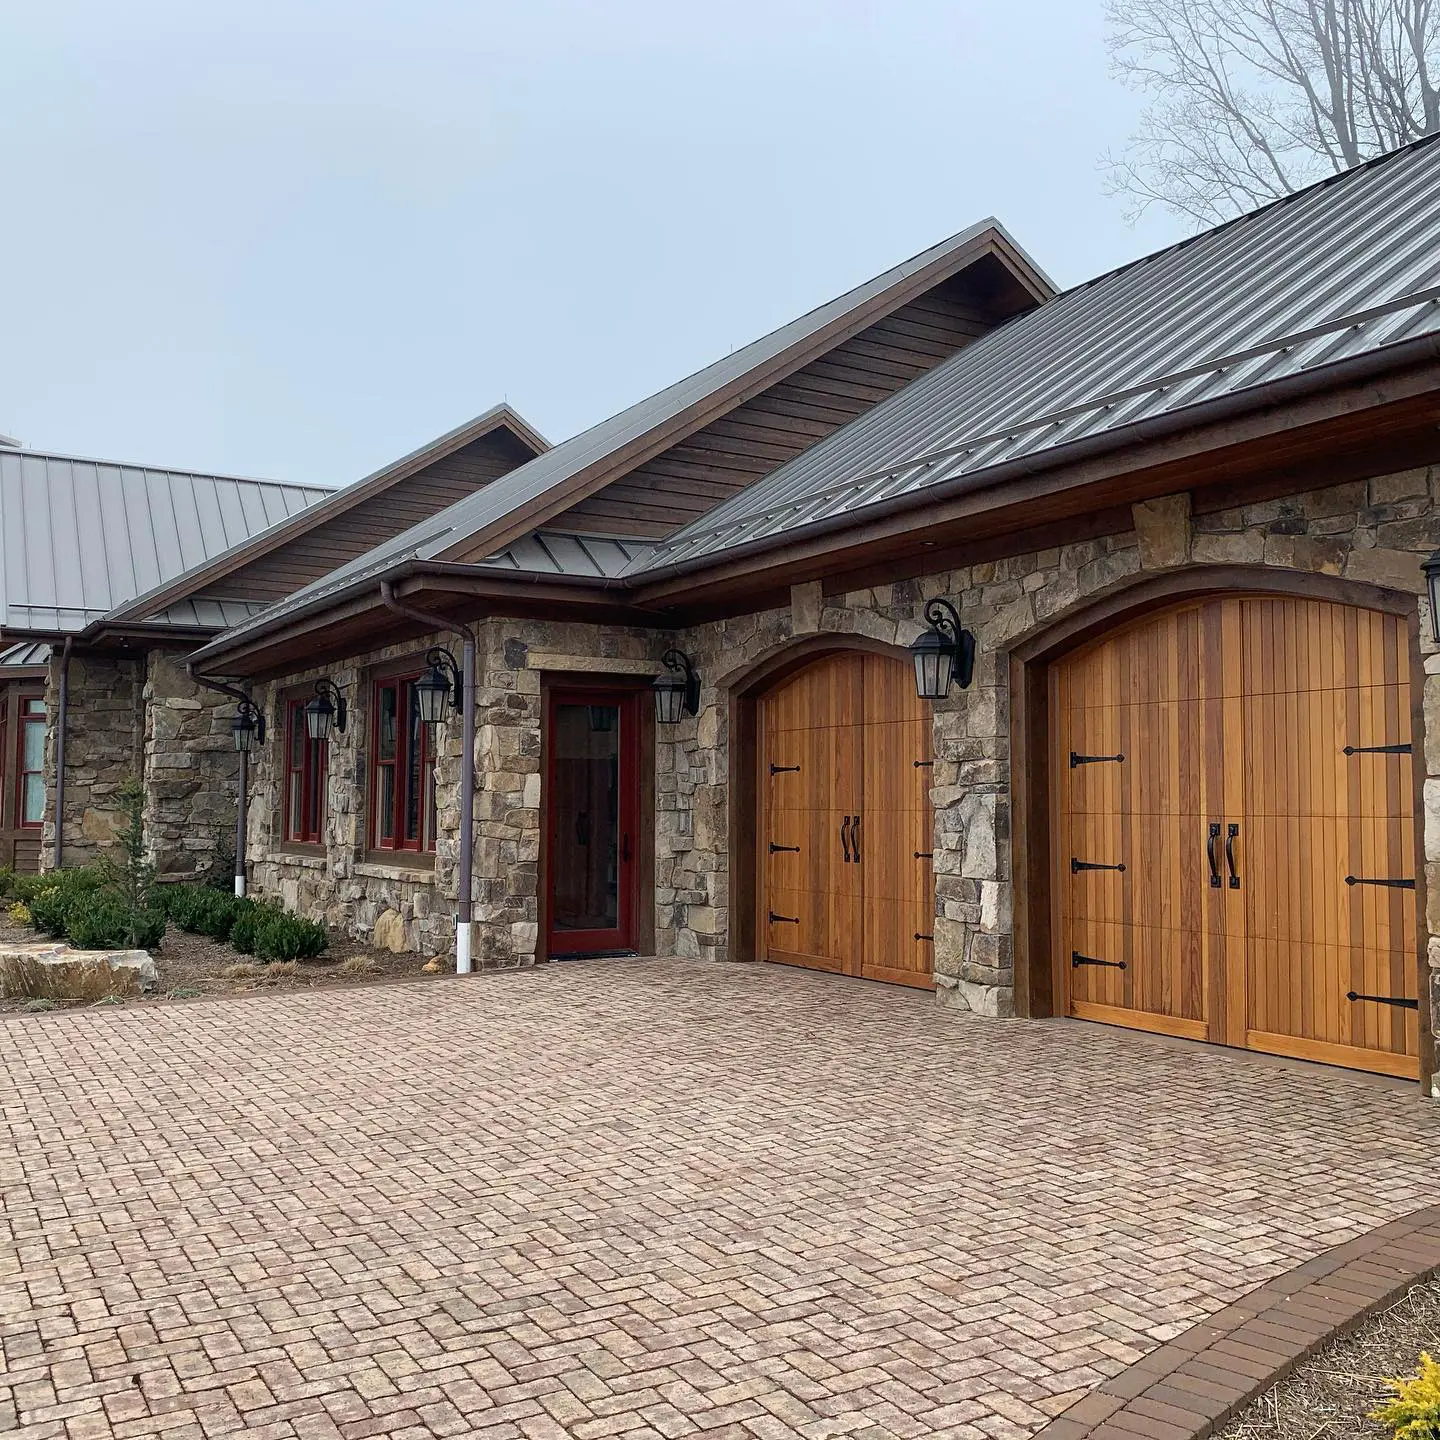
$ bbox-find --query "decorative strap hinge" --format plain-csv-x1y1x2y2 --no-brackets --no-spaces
768,911,799,924
1343,743,1412,756
1347,990,1418,1010
768,842,799,854
769,763,801,775
1070,751,1124,768
1345,875,1416,890
1071,858,1126,873
1072,951,1126,970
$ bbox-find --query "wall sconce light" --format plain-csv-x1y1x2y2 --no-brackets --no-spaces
909,598,976,700
653,649,700,724
231,697,266,753
415,648,462,727
1425,550,1440,645
304,677,348,742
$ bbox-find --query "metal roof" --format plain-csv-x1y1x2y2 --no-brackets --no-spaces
0,640,49,669
480,531,656,579
0,449,332,635
215,219,1051,643
637,133,1440,572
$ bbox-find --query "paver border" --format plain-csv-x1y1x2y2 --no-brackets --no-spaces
1035,1202,1440,1439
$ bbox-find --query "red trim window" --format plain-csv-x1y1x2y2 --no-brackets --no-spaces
371,674,435,852
284,697,328,845
17,696,45,828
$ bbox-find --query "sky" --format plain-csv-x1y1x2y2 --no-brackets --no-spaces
0,1,1190,489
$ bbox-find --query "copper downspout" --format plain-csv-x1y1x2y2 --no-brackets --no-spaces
379,581,478,974
186,664,256,897
52,635,73,869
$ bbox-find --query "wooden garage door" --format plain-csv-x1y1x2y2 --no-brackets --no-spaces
759,652,934,988
1055,595,1419,1078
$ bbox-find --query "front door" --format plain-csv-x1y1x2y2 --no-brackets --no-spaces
545,689,640,957
759,652,935,988
1055,595,1420,1078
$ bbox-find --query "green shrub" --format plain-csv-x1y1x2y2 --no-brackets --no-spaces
0,866,15,899
66,891,165,951
252,909,327,962
159,883,246,939
227,899,262,953
1374,1352,1440,1438
24,869,107,938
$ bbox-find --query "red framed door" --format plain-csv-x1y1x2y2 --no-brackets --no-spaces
545,689,641,957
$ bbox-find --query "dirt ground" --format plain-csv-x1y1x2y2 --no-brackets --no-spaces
1218,1279,1440,1438
0,909,446,1013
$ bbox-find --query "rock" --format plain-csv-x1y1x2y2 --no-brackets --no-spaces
790,581,823,634
1344,546,1424,593
373,909,408,953
1132,494,1191,569
80,808,123,846
421,958,443,974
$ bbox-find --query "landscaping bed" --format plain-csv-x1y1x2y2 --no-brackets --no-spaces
0,908,443,1013
1218,1279,1440,1438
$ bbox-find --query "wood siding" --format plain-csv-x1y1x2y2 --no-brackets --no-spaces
556,275,994,539
204,429,538,603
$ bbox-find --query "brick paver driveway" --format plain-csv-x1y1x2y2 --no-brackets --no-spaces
5,958,1440,1439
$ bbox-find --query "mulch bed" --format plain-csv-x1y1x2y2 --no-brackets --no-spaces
0,912,446,1014
1217,1279,1440,1438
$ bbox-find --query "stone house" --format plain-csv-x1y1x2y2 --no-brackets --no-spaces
185,136,1440,1089
0,406,545,880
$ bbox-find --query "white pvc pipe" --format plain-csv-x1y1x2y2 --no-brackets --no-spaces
456,920,472,974
234,875,246,898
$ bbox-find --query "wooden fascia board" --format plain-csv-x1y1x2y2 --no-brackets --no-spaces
435,233,1045,565
106,410,545,624
630,352,1440,611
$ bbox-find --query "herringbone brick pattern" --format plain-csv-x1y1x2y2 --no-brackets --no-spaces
2,958,1438,1439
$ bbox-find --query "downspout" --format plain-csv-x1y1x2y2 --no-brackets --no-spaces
380,580,477,975
186,664,256,898
52,636,72,870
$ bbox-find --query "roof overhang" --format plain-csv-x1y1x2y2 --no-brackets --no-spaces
189,336,1440,678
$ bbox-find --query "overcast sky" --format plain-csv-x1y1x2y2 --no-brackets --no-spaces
0,1,1189,487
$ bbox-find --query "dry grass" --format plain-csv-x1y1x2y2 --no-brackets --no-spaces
0,953,139,1003
266,961,298,978
338,955,379,976
1219,1280,1440,1437
220,961,262,980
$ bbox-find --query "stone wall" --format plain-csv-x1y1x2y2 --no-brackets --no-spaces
41,651,143,868
142,649,241,882
235,471,1440,1054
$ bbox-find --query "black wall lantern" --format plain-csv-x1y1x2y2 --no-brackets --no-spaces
1425,550,1440,645
653,649,701,724
231,697,266,753
415,647,462,727
304,677,348,742
910,598,976,701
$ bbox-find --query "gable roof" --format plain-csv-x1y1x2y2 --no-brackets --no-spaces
105,402,547,626
636,132,1440,575
0,448,332,635
200,220,1052,645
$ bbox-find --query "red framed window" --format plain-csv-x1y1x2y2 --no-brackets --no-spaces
371,674,435,852
17,696,45,829
284,697,328,845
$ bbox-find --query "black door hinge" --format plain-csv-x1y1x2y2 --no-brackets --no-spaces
1072,951,1127,970
1345,875,1416,890
1343,743,1412,756
1071,858,1126,873
769,763,801,775
768,842,799,854
768,911,799,924
1347,990,1419,1009
1070,751,1124,767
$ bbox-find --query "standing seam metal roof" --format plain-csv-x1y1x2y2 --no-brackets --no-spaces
0,450,332,633
634,133,1440,571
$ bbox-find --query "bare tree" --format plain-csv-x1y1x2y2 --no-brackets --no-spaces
1105,0,1440,225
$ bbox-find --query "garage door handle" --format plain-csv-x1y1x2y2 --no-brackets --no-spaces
1225,823,1240,889
841,814,851,862
1207,823,1221,888
851,814,861,862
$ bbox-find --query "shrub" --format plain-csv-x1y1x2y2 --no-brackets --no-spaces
99,779,162,949
8,902,31,926
25,870,105,939
1374,1352,1440,1437
0,866,15,899
252,910,326,962
66,890,165,951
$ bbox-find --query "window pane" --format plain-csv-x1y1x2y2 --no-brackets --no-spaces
306,739,324,838
290,703,305,767
23,698,44,716
376,767,395,844
289,769,302,838
22,718,43,773
22,772,43,824
378,686,397,761
404,684,422,842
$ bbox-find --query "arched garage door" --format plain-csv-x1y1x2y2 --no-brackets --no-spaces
1055,594,1419,1078
759,652,935,988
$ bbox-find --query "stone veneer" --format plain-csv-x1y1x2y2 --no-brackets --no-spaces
42,646,239,880
241,472,1440,1046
